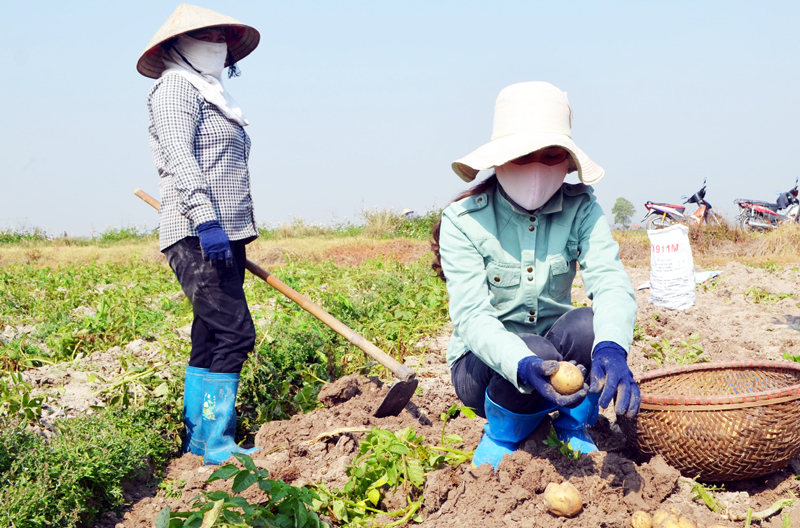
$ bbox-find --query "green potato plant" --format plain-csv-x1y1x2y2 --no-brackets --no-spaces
163,453,326,528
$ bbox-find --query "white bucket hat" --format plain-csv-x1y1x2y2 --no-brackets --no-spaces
137,3,260,79
451,82,604,185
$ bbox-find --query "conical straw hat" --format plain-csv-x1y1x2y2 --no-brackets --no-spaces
137,3,260,79
451,82,604,185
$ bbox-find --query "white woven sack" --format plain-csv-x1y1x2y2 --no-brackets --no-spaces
647,225,695,310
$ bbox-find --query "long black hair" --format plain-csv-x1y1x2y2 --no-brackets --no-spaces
430,174,498,281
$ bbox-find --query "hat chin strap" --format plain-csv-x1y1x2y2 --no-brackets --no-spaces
495,160,568,211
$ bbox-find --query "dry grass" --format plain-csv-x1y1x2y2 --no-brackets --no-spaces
0,237,433,269
273,218,340,239
247,237,430,267
0,241,167,267
360,207,404,238
2,224,798,270
615,223,800,267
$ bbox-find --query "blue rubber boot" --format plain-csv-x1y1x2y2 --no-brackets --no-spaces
552,392,601,454
202,372,261,466
472,391,554,470
182,366,208,456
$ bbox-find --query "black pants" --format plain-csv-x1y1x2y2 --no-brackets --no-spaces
164,237,256,374
450,307,594,418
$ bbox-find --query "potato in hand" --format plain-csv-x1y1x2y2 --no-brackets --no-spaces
550,361,584,395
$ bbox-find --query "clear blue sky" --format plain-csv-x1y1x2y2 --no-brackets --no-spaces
2,1,798,236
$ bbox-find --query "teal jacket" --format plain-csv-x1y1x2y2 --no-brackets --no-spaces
439,181,637,393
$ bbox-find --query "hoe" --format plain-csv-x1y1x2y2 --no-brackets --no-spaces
134,188,417,417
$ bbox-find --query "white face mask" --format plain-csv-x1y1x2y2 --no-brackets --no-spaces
495,159,568,211
173,34,227,79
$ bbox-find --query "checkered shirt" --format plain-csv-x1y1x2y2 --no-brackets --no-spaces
148,74,258,250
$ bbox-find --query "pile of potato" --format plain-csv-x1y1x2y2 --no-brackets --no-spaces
544,364,735,528
631,509,729,528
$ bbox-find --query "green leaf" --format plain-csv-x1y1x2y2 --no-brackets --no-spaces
227,496,250,508
386,464,397,484
204,490,231,501
444,434,463,445
388,444,409,456
295,500,309,526
232,452,257,472
207,464,240,482
183,515,203,528
367,488,381,506
460,406,476,419
221,509,244,524
332,499,346,522
406,458,425,488
258,479,274,493
153,382,170,398
155,506,171,528
232,470,259,493
369,475,389,489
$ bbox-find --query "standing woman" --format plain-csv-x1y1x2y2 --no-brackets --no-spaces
137,4,261,465
431,82,640,469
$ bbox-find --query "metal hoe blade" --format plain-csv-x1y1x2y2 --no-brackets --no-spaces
373,378,419,418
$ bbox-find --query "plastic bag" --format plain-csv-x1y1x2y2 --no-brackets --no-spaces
647,225,695,310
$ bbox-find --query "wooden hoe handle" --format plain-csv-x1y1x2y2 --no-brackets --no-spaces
133,188,415,382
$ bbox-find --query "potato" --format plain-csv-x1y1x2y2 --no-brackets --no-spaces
630,510,652,528
658,519,680,528
652,511,671,527
676,518,695,528
542,481,582,517
550,361,584,395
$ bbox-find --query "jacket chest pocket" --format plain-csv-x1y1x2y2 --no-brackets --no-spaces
547,245,577,300
486,262,520,310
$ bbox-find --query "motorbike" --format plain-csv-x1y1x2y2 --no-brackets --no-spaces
642,179,721,230
734,179,800,232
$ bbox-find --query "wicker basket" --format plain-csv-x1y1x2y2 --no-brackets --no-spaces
618,360,800,482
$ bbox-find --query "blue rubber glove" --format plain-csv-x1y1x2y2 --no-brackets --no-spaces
196,221,233,268
589,342,641,418
517,356,588,407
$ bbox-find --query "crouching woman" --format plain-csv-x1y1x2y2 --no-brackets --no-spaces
432,82,640,469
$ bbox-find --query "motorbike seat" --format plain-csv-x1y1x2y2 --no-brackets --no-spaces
647,202,686,213
742,200,780,212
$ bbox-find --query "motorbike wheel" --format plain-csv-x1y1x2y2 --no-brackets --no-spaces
738,216,764,233
645,215,673,230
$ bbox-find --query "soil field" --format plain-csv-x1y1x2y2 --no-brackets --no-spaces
27,258,800,528
14,248,800,528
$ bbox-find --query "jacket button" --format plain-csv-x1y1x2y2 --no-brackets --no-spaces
528,225,535,232
529,216,536,222
528,316,535,322
529,310,536,315
477,198,483,203
494,276,501,282
527,276,533,281
527,266,533,273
